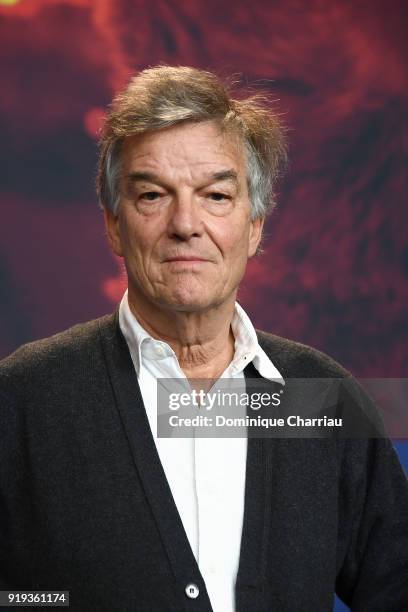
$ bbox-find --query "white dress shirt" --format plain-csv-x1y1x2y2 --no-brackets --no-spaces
118,290,284,611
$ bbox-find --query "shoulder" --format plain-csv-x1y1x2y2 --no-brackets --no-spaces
256,329,352,379
256,329,388,438
0,312,116,395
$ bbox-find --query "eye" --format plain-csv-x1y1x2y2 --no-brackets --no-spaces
208,192,230,202
140,191,161,201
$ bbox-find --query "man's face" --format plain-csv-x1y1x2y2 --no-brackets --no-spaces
104,120,264,314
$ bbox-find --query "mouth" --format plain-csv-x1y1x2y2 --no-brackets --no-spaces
163,256,209,263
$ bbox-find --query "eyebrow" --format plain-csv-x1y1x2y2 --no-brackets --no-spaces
126,169,239,187
126,171,162,184
209,170,239,185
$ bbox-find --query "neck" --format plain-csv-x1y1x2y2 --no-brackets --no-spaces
127,288,236,380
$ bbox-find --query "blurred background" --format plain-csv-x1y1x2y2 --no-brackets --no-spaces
1,2,407,609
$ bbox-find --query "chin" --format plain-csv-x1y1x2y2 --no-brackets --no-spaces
156,279,216,310
157,289,219,313
162,297,212,313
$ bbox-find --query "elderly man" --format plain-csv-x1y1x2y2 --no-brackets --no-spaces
1,66,407,612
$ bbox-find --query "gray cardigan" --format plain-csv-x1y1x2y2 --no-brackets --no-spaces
0,310,407,611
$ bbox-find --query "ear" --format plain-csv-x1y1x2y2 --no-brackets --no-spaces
248,215,265,258
103,206,124,257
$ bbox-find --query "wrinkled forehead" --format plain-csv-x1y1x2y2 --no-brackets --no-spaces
120,120,248,181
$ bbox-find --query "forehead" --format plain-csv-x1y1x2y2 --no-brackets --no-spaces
121,120,246,179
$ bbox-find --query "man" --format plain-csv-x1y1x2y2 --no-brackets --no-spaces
0,66,407,611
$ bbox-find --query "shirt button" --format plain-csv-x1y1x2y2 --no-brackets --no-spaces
185,583,200,599
155,346,165,357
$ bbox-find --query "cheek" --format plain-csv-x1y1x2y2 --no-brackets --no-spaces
119,219,166,284
208,213,250,251
219,222,250,260
119,216,148,258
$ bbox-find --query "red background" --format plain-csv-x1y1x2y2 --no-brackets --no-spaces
1,0,407,378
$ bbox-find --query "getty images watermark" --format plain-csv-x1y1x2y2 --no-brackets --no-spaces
156,378,407,439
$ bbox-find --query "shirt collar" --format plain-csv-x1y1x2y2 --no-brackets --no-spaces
228,302,284,384
118,289,284,385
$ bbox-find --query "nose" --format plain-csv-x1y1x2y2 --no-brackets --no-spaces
166,191,203,241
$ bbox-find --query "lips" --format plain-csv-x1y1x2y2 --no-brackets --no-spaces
163,256,208,262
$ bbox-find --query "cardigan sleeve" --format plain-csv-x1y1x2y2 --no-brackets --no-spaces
0,387,23,589
0,360,40,590
335,434,408,611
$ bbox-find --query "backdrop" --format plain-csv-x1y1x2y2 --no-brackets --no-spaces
1,2,407,609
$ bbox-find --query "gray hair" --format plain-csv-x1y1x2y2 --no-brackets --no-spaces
97,66,287,220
